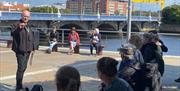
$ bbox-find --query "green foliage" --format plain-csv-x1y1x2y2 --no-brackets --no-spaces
132,11,159,17
30,6,71,14
30,6,58,13
62,9,71,14
162,5,180,24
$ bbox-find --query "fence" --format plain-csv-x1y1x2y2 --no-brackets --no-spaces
0,26,180,56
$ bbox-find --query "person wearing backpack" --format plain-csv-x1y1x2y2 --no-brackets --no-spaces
118,43,142,91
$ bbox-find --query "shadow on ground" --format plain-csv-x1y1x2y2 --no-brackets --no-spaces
1,60,180,91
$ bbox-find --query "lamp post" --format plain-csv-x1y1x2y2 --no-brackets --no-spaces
97,0,100,22
158,0,162,31
127,0,132,42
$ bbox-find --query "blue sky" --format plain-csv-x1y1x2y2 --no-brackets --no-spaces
1,0,180,11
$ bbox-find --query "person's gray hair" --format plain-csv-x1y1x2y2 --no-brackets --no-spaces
94,28,99,34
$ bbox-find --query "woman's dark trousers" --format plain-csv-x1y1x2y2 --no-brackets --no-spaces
15,52,30,90
90,43,98,54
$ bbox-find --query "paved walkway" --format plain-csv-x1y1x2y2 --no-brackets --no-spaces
0,46,180,91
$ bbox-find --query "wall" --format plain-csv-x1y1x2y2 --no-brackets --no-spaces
160,24,180,33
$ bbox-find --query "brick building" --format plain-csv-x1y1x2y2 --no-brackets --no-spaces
66,0,127,15
0,1,29,12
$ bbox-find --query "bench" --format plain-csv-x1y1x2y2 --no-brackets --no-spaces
52,42,104,55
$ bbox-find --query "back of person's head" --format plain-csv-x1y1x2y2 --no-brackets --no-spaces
129,34,143,49
31,84,43,91
151,33,160,42
148,30,160,42
143,33,154,44
56,66,80,91
97,57,118,78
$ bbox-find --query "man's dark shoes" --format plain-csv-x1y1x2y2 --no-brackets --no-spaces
16,87,29,91
175,77,180,83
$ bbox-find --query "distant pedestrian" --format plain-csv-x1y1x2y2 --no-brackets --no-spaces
97,57,134,91
11,10,36,91
68,27,80,55
56,66,81,91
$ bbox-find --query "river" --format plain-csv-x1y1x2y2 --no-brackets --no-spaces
100,35,180,56
0,31,180,56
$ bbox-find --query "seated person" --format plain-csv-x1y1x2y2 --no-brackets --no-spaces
68,27,80,55
97,57,133,91
47,27,59,53
56,66,81,91
90,28,101,55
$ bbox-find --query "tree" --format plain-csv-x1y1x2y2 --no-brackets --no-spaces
30,6,58,13
62,9,71,14
162,5,180,24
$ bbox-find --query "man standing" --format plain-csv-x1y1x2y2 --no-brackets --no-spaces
11,10,35,91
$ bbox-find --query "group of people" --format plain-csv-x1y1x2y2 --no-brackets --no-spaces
117,31,169,91
47,26,102,55
11,10,103,91
11,10,179,91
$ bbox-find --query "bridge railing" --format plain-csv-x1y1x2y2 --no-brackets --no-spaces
0,12,159,21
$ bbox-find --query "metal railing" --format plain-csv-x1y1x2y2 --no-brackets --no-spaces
0,26,180,56
0,12,159,21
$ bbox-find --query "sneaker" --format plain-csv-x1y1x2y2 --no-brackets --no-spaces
175,77,180,83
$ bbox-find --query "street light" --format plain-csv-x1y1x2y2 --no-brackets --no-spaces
57,9,61,18
127,0,132,42
97,0,100,22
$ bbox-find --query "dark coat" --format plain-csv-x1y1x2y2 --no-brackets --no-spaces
49,31,59,41
140,42,164,76
11,23,35,53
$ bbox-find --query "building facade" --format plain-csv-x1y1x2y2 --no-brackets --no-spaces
66,0,127,15
0,1,29,11
100,0,128,15
66,0,97,15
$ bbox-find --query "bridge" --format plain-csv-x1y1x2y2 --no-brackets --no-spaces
0,12,159,32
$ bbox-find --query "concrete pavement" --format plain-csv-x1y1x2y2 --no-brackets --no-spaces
0,46,180,91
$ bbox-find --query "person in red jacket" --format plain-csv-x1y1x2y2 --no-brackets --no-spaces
68,27,80,54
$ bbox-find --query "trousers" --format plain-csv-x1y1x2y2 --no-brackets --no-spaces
15,52,30,89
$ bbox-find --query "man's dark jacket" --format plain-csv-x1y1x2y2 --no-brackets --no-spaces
11,23,35,53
